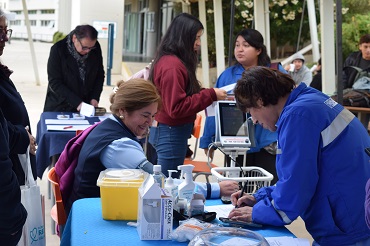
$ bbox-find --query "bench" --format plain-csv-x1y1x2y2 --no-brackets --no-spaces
345,106,370,130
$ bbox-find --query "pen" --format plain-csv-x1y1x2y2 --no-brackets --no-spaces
235,182,248,208
63,125,73,129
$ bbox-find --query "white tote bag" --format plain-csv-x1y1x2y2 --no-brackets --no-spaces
17,146,46,246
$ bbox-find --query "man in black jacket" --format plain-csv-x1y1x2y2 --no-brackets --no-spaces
343,34,370,89
43,24,105,112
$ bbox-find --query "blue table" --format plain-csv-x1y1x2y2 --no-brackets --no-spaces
35,112,100,178
61,198,295,246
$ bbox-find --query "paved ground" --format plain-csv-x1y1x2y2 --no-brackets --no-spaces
2,40,313,245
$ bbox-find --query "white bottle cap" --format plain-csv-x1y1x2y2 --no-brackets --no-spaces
153,165,161,172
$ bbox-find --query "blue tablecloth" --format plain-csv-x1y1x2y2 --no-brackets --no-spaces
61,198,295,246
35,112,100,178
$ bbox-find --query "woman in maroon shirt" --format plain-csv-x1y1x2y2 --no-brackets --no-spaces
148,13,226,178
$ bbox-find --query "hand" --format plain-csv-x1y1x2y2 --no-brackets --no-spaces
77,102,83,111
231,191,257,208
284,65,290,71
26,127,37,155
228,206,253,222
90,99,99,107
203,148,215,160
219,180,239,197
213,88,227,101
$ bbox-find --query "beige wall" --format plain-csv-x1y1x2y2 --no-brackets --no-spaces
69,0,124,78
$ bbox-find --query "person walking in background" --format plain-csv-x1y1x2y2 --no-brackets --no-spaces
148,13,227,178
0,9,37,185
310,57,322,91
200,29,285,184
285,52,312,86
342,34,370,89
229,67,370,245
43,24,105,112
0,108,27,246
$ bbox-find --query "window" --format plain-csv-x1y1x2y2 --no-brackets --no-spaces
29,20,36,26
10,20,21,26
41,9,55,14
28,10,37,14
41,20,50,27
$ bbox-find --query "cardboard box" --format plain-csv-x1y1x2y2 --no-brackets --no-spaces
97,169,145,220
137,175,173,240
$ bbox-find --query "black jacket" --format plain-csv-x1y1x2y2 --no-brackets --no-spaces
0,67,37,185
343,51,370,89
43,36,105,112
0,108,27,245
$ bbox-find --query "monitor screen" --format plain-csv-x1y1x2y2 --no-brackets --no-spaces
219,102,247,137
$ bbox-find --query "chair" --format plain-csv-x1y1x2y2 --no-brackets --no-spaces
47,167,67,237
184,114,218,182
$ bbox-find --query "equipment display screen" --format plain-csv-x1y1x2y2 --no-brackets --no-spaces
219,102,247,137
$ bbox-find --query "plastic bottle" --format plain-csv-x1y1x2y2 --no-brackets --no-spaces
152,165,166,188
177,165,195,203
164,170,178,198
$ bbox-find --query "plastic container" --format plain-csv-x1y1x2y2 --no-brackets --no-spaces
152,165,166,188
97,168,146,220
211,166,273,194
189,227,269,246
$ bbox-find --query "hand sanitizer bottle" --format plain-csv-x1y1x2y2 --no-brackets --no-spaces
152,165,166,188
164,170,178,198
177,165,195,203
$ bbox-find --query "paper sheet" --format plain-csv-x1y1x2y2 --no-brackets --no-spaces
45,119,89,125
80,102,95,117
266,236,310,246
204,204,234,218
205,83,237,117
46,125,91,131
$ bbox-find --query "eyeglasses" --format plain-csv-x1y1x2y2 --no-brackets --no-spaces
77,38,96,51
0,29,12,42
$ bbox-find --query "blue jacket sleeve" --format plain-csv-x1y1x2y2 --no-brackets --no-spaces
199,116,216,149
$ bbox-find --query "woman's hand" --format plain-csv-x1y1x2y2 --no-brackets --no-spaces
213,88,227,101
219,180,239,197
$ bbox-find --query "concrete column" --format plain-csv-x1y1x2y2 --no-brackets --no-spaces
320,1,336,94
307,0,320,63
213,0,225,77
146,0,158,59
198,0,210,88
254,0,270,57
57,0,72,34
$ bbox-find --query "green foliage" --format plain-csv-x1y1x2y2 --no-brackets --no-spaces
53,31,66,44
189,0,368,66
342,14,370,59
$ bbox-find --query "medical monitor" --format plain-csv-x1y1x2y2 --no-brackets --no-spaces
215,101,251,148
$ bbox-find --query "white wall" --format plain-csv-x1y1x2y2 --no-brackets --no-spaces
71,0,124,77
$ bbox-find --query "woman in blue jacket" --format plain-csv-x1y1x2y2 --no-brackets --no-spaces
200,29,286,184
230,67,370,246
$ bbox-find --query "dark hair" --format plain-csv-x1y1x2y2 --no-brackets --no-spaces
110,79,161,115
150,13,203,95
73,24,98,40
359,34,370,45
234,67,295,112
317,58,321,66
234,29,271,66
